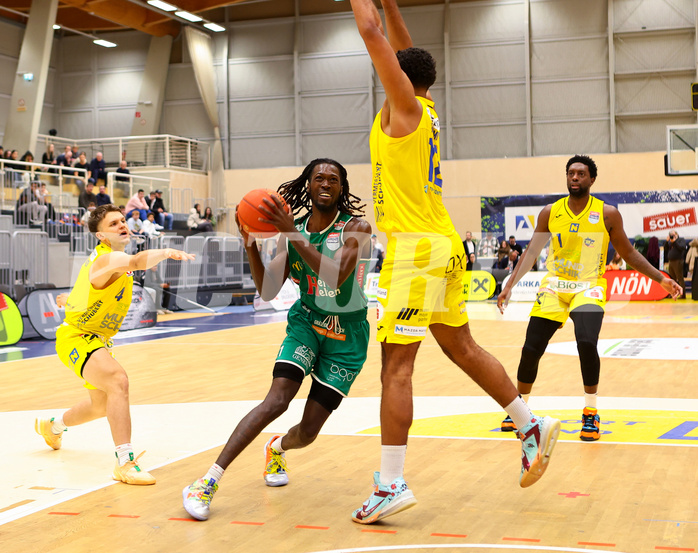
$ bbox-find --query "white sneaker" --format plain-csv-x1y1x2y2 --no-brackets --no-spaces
182,477,219,521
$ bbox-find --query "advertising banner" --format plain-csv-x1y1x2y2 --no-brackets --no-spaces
253,280,300,312
501,273,544,302
0,292,23,346
121,283,157,331
463,270,496,301
26,288,71,339
603,270,671,301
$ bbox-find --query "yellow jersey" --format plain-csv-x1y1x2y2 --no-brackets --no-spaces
63,243,133,338
546,196,609,282
370,96,456,237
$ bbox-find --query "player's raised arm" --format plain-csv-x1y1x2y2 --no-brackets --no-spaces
90,248,194,290
498,205,552,313
380,0,412,52
350,0,421,122
604,205,682,299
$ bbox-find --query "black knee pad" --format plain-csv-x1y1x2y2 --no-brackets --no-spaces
577,340,600,387
272,362,304,385
308,379,343,412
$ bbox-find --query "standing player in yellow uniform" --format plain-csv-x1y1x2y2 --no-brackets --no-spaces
498,156,682,440
35,204,194,485
350,0,561,524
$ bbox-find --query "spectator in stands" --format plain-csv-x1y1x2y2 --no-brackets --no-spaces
0,145,4,158
42,143,55,167
125,189,149,220
466,252,481,271
202,206,217,228
152,189,173,230
371,234,385,272
37,182,56,221
18,151,35,182
494,240,511,269
55,148,74,177
96,185,112,206
5,150,22,182
119,205,127,216
127,209,145,237
81,202,97,225
462,231,477,257
687,238,698,301
70,144,80,160
188,203,213,233
115,159,131,182
146,190,156,211
79,180,98,210
73,151,90,185
142,212,164,238
89,151,107,183
16,180,48,224
665,231,686,299
605,251,625,271
144,265,174,315
647,236,660,270
506,249,519,273
478,231,498,257
508,235,523,256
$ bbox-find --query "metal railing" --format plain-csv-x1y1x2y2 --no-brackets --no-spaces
11,231,48,288
0,231,11,288
36,134,210,173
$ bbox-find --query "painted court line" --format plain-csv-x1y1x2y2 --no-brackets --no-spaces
305,544,633,553
231,520,264,526
0,500,34,513
296,525,330,530
578,542,615,547
431,533,468,538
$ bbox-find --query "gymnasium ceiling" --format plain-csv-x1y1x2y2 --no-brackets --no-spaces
0,0,465,38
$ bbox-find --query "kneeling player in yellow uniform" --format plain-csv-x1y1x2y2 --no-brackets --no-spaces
498,155,682,440
36,204,195,484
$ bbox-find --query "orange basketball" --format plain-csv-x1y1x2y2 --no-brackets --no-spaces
237,188,288,237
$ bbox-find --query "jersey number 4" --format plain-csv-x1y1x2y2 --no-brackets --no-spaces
115,287,125,301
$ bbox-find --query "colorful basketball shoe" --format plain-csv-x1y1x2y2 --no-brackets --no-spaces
35,417,64,450
518,416,561,488
182,477,219,521
352,471,417,524
112,451,156,485
580,407,600,441
500,415,517,432
263,435,289,487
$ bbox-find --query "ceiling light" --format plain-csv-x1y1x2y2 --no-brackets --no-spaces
203,22,225,32
175,11,202,22
147,0,178,11
53,24,61,30
93,39,117,48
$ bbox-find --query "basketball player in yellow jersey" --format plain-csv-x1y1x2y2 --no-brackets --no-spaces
350,0,561,524
498,155,682,440
35,204,194,485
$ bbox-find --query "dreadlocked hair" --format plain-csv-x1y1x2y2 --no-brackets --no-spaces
277,158,365,218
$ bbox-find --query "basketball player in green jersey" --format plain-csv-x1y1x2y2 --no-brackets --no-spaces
350,0,561,525
498,155,682,439
183,158,372,521
37,204,194,485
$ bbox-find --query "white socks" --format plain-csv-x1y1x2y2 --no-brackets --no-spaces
271,436,285,453
505,396,535,431
205,463,225,483
51,415,67,435
115,443,134,466
380,445,406,486
585,393,598,409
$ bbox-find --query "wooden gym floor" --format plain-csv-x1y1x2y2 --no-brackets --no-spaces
1,299,698,553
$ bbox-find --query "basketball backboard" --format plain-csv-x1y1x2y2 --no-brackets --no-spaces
666,124,698,175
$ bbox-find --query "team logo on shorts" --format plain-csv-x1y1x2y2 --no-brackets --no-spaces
394,324,427,337
589,211,600,224
326,232,341,251
293,345,315,369
69,347,80,365
584,286,604,300
329,363,355,383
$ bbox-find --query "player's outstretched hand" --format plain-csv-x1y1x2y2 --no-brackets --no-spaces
165,249,196,261
234,206,255,247
497,288,511,314
661,277,683,300
56,293,68,309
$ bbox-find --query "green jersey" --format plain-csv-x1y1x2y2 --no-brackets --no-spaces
287,211,368,316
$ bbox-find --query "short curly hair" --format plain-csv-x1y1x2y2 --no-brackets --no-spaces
396,47,436,90
566,155,598,179
88,204,122,234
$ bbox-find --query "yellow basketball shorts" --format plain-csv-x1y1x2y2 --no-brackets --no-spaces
529,275,607,325
376,232,469,344
56,324,114,390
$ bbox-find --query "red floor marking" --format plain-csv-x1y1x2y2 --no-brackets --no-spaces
168,517,198,521
502,537,541,543
578,542,616,547
107,514,140,518
29,486,55,491
231,521,264,526
361,529,397,534
431,533,468,538
655,547,695,552
48,512,80,516
295,525,329,530
559,492,591,498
